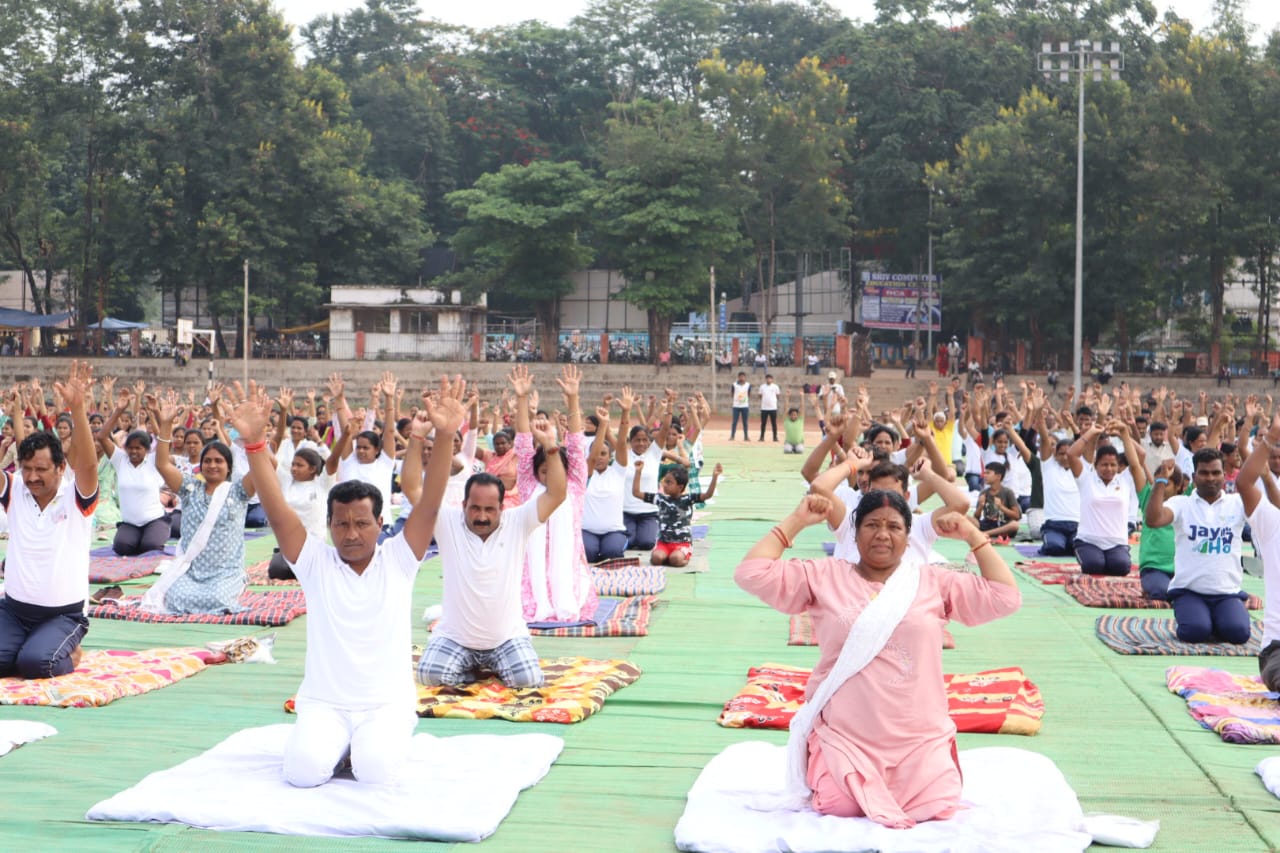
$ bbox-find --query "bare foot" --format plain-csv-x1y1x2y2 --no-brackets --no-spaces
69,646,83,670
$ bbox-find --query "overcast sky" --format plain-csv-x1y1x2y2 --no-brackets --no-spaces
274,0,1279,41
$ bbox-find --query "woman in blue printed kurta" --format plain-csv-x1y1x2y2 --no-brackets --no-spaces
151,395,256,614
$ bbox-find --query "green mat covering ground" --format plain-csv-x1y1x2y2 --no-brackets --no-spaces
3,445,1279,851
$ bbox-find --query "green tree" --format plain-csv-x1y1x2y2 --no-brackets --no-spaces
593,99,747,352
699,52,854,345
445,160,597,358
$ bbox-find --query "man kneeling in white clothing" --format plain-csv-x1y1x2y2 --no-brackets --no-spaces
231,376,467,788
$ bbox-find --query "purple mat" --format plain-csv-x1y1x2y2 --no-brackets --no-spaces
1014,543,1061,559
692,524,709,540
89,544,178,558
822,541,835,556
527,596,621,630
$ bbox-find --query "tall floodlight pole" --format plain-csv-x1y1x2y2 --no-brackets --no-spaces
1039,40,1123,395
242,259,250,386
710,267,717,416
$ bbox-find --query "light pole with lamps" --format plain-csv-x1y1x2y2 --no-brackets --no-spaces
1038,39,1122,395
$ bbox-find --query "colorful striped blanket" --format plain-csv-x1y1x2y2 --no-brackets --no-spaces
1095,615,1262,656
0,648,214,707
1166,665,1280,744
88,590,307,626
1065,575,1262,610
717,663,1044,735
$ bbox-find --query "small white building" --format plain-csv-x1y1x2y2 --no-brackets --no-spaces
327,285,486,361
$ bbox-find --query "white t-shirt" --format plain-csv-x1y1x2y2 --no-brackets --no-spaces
1120,468,1141,525
285,471,334,541
338,451,396,526
759,382,780,411
1075,464,1131,549
963,434,985,477
1166,491,1245,595
1041,457,1080,523
623,443,663,516
0,471,97,607
434,500,543,649
1248,499,1280,644
1175,445,1195,480
289,531,421,709
983,447,1030,499
110,446,167,526
583,462,627,534
732,381,751,408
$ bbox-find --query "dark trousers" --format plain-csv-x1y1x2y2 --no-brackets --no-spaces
113,516,171,555
268,549,296,580
0,596,88,679
168,509,182,539
1139,567,1171,600
905,357,916,378
759,410,778,441
244,503,268,528
1039,520,1078,556
1075,541,1131,576
1169,588,1251,644
730,407,750,440
583,530,628,563
623,512,659,551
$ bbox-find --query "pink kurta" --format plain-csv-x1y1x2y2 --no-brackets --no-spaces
516,431,597,622
735,556,1020,828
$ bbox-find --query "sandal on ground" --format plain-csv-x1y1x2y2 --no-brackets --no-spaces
90,585,124,606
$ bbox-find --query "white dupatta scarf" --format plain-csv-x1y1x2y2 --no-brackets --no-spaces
524,484,580,621
139,482,231,614
754,555,922,812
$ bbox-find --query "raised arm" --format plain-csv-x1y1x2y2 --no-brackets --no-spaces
1113,419,1146,493
403,377,469,559
614,386,633,468
699,462,723,501
1143,456,1176,529
935,512,1017,588
52,361,98,496
229,386,307,562
151,394,185,492
1239,415,1280,517
381,372,399,460
1067,424,1103,477
557,364,583,434
324,374,349,475
810,444,873,528
532,413,566,524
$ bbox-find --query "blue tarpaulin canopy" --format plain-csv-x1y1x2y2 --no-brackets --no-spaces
0,308,72,328
84,317,149,331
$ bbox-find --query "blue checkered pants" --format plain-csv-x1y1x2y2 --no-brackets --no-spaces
416,635,544,688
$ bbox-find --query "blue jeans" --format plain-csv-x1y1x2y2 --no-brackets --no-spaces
624,512,659,551
1039,520,1078,556
1168,588,1251,644
730,407,750,440
1074,541,1131,576
0,596,88,679
583,530,628,563
965,472,983,492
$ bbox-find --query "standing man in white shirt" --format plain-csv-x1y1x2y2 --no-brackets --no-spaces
757,373,780,442
416,372,567,689
232,376,464,788
0,361,99,679
730,371,751,442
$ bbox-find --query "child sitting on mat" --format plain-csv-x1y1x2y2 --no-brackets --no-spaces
631,460,721,567
975,461,1020,543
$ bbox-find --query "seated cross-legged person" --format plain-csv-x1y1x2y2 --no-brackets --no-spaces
231,377,462,788
1146,446,1251,644
1036,422,1080,557
416,375,568,689
582,404,629,563
1067,421,1138,576
973,461,1020,542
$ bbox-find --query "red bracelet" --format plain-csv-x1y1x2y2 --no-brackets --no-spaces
970,539,991,554
243,439,267,454
770,526,793,549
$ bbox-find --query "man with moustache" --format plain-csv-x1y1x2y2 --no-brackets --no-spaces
416,376,567,689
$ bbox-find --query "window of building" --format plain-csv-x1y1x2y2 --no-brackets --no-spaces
353,309,391,333
404,311,439,335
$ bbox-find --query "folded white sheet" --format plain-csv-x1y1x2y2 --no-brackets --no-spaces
87,724,563,842
0,720,56,757
674,742,1095,853
1256,755,1280,799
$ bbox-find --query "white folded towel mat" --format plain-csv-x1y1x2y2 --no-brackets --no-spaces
674,742,1157,852
0,720,56,757
87,724,563,842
